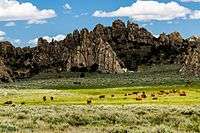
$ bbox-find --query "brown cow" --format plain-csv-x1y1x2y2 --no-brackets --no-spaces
180,91,187,96
99,95,105,99
152,97,158,100
133,92,139,95
4,101,12,105
50,96,54,101
136,97,142,101
141,92,147,98
43,96,47,102
87,99,92,105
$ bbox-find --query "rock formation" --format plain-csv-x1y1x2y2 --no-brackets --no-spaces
0,19,199,82
180,38,200,76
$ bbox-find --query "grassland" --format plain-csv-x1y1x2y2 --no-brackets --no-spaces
0,65,200,132
0,105,200,132
0,85,200,106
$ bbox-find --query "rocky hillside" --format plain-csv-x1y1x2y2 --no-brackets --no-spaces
0,19,199,82
180,37,200,76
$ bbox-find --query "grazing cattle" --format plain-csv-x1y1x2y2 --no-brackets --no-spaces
124,93,128,96
160,90,165,93
136,97,142,101
165,92,169,95
133,92,139,95
128,93,132,96
87,99,92,105
152,97,158,100
11,104,16,107
151,94,155,97
50,96,54,101
141,92,147,98
4,101,12,105
180,91,187,96
43,96,47,102
21,102,25,105
99,95,105,99
111,94,115,97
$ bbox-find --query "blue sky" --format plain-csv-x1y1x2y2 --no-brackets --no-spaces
0,0,200,47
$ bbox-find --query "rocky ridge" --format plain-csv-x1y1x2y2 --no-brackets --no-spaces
0,19,199,82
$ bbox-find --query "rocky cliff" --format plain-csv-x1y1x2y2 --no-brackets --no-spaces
180,37,200,76
0,19,199,82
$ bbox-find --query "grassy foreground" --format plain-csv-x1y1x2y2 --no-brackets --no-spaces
0,105,200,133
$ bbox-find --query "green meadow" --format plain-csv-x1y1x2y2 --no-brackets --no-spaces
0,65,200,132
0,85,200,106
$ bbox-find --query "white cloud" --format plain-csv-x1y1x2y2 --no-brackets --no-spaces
28,38,38,46
142,24,147,27
74,13,88,18
0,0,56,23
149,22,154,25
181,0,200,2
190,10,200,19
167,21,173,24
4,21,15,27
43,34,66,42
13,39,21,43
0,31,6,41
93,1,192,21
27,20,47,25
63,3,72,10
28,34,66,45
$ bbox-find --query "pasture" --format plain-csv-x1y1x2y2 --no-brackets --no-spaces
0,85,200,106
0,65,199,132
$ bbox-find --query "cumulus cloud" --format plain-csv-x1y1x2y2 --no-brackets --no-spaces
27,20,47,25
189,10,200,19
0,0,56,23
93,1,193,21
5,22,15,27
63,3,72,10
0,31,6,41
28,34,66,45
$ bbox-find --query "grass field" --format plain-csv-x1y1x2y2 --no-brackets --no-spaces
0,65,200,132
0,85,200,106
